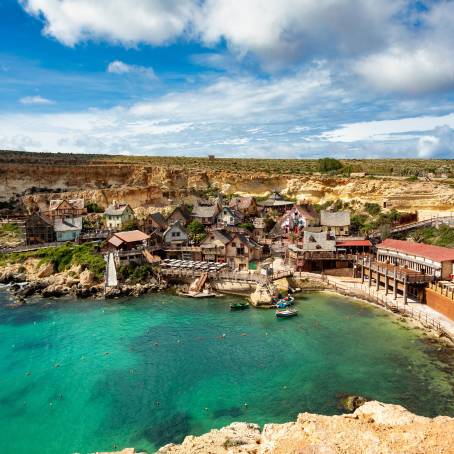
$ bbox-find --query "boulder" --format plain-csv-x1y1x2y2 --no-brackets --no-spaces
250,283,275,306
37,262,55,278
80,269,95,287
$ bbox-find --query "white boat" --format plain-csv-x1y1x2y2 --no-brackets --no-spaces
275,308,298,318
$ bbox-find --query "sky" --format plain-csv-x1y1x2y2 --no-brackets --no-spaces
0,0,453,159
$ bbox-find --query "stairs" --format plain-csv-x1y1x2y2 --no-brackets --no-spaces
105,252,118,288
142,249,156,264
190,272,208,293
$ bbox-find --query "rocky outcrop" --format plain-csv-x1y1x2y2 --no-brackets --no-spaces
2,153,454,212
155,401,454,454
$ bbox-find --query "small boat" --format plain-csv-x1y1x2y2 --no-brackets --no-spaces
230,302,250,311
275,308,298,318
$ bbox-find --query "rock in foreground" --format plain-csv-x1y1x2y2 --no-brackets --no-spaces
154,401,454,454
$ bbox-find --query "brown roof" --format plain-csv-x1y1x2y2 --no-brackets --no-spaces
108,236,124,247
113,230,149,243
377,239,454,262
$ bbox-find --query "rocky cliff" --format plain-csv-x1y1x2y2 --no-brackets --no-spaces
151,401,454,454
2,153,454,212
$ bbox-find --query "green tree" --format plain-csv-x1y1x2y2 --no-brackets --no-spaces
364,202,381,216
317,157,343,173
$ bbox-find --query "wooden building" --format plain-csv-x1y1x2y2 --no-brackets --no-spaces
320,210,350,237
228,197,258,217
104,203,135,230
25,213,55,245
166,205,191,226
47,199,86,219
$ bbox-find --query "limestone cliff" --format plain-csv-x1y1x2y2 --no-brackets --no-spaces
153,401,454,454
2,153,454,212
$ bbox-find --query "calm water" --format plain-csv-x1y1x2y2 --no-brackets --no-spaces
0,290,453,454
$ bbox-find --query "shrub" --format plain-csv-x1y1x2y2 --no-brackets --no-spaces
317,157,343,173
86,202,103,213
364,202,381,216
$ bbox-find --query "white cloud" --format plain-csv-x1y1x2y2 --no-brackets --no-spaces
19,0,196,47
20,95,55,105
321,113,454,143
107,60,157,79
20,0,454,93
418,126,454,159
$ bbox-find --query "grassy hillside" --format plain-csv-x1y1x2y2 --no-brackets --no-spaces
1,150,453,177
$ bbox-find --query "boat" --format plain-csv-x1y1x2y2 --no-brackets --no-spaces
275,308,298,318
230,302,250,311
272,295,295,308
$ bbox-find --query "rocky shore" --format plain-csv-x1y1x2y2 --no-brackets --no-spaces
101,401,454,454
0,260,165,303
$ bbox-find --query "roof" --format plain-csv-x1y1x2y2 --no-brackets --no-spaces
104,203,132,216
202,230,233,246
167,205,191,221
303,230,336,252
229,197,255,211
336,240,372,247
192,203,219,218
321,210,350,227
377,239,454,263
113,230,149,243
53,217,82,232
108,236,124,248
163,221,187,237
49,198,84,210
234,233,261,249
149,212,167,228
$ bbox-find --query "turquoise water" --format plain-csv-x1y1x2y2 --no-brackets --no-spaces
0,291,453,454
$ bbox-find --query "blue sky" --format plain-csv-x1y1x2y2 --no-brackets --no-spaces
0,0,453,158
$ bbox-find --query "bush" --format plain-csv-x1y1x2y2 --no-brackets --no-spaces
364,202,381,216
238,222,254,232
0,243,105,280
86,202,103,213
317,157,343,173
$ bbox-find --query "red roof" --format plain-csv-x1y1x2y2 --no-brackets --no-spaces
377,239,454,262
336,240,372,247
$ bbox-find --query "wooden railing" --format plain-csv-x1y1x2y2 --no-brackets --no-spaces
360,260,436,284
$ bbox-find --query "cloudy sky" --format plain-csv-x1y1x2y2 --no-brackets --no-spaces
1,0,454,158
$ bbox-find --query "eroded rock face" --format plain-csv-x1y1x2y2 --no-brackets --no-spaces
153,401,454,454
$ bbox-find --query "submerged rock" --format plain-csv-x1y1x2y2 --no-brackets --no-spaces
337,393,368,412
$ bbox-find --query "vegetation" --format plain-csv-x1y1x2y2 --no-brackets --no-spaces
86,202,103,213
407,225,454,248
187,220,206,243
0,223,22,247
122,219,139,231
364,202,381,216
238,222,254,232
118,263,154,283
317,157,343,173
3,150,454,178
0,243,105,280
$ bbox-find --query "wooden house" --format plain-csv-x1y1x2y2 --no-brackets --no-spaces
200,230,232,262
163,221,188,246
166,205,191,226
320,210,350,237
104,203,135,230
225,234,262,271
228,197,258,217
25,213,55,245
54,217,82,242
217,207,243,227
191,201,221,226
47,198,86,219
142,212,167,233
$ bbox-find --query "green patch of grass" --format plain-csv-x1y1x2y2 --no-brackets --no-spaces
408,225,454,248
0,243,105,280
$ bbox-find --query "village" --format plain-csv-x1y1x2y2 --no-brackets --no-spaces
1,188,454,335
